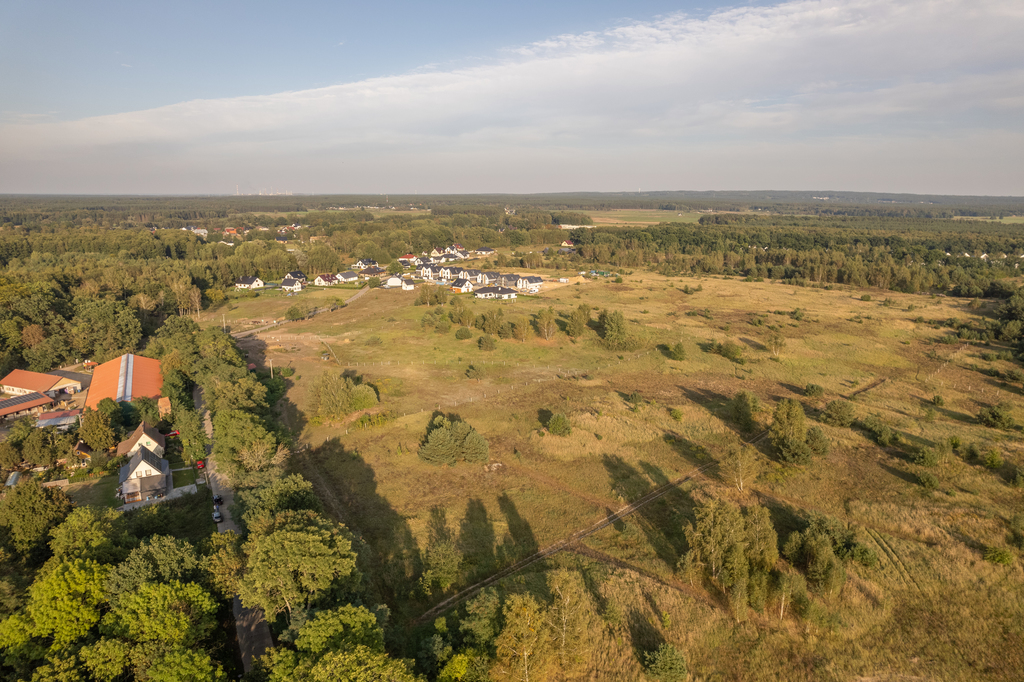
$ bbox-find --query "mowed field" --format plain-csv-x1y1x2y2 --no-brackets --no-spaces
584,209,704,225
241,271,1024,681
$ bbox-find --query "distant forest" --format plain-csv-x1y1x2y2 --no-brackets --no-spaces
1,193,1023,376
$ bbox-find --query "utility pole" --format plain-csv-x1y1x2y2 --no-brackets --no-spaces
222,314,225,332
269,359,273,378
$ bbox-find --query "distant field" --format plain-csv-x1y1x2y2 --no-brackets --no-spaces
200,286,365,331
954,216,1024,224
584,209,704,225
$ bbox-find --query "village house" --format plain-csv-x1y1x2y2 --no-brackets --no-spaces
429,248,444,258
384,276,403,288
118,445,169,504
1,369,82,398
459,268,483,283
480,272,501,285
314,274,337,287
336,271,358,284
286,271,306,282
475,247,495,256
361,266,387,279
517,275,544,292
280,277,304,293
450,278,474,293
234,276,265,289
475,286,518,300
117,422,166,458
401,278,416,291
353,259,378,270
499,274,521,288
561,239,575,247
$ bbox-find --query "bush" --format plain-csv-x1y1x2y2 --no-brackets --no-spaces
983,449,1004,469
285,305,304,321
643,643,688,682
978,403,1016,430
806,426,830,458
918,472,939,490
861,414,899,447
983,546,1014,566
478,335,496,351
805,384,825,399
932,395,945,407
670,408,683,422
455,326,472,340
547,413,571,436
668,342,687,361
820,400,855,428
913,447,939,467
466,365,482,380
730,391,762,432
860,294,872,301
714,340,745,364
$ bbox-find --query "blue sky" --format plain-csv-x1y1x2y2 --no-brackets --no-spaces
1,0,1021,195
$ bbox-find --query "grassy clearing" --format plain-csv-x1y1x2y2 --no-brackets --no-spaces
66,475,120,508
199,286,362,330
254,271,1024,680
172,468,197,488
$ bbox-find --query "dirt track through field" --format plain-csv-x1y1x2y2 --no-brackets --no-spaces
413,461,714,625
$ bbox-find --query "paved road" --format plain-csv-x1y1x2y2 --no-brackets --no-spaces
193,387,273,673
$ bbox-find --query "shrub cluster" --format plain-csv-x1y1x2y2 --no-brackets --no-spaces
418,415,489,466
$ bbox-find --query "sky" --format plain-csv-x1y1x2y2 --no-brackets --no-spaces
0,0,1021,196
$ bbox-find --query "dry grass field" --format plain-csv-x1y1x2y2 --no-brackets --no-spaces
241,270,1023,680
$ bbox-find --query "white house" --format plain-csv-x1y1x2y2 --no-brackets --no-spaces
281,277,304,293
450,278,474,293
116,422,166,458
384,276,403,288
459,269,483,283
336,271,358,283
440,266,460,280
235,276,265,289
118,447,169,504
285,270,307,282
475,286,517,300
401,279,415,291
476,247,495,255
353,259,378,270
517,275,544,291
314,274,338,286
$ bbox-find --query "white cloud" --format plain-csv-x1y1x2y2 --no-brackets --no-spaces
1,0,1022,194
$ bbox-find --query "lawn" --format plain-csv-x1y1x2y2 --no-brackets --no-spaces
66,475,120,508
199,285,364,331
172,468,197,488
583,209,705,225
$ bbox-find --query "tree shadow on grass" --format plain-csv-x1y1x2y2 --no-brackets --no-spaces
626,606,666,666
305,437,422,615
879,461,921,487
601,455,692,572
458,498,497,583
680,386,731,415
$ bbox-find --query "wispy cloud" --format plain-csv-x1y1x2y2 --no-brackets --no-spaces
2,0,1022,194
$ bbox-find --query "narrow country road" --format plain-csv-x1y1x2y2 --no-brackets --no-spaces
193,387,273,673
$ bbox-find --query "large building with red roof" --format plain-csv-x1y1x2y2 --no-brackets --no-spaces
84,354,163,411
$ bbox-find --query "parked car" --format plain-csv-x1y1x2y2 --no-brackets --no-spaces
166,430,180,437
213,510,222,523
196,460,205,469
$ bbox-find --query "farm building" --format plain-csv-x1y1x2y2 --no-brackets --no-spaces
1,369,82,397
84,354,163,411
0,393,54,421
36,409,82,431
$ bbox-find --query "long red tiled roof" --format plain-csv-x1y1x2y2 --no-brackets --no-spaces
85,354,163,410
0,369,60,393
